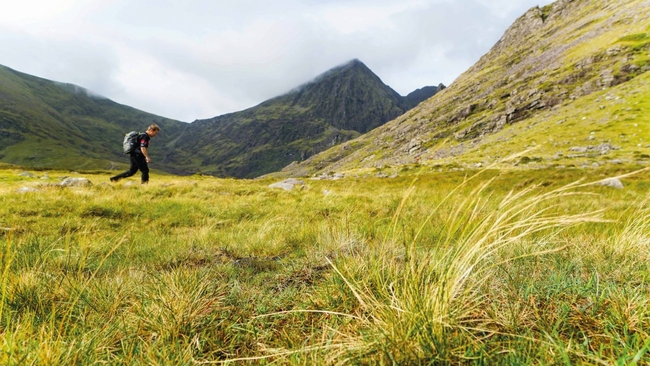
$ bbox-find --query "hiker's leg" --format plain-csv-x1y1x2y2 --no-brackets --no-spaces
111,155,139,181
134,155,149,183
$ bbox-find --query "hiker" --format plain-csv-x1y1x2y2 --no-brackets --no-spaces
110,124,160,184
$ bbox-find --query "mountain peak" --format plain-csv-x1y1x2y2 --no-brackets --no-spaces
338,58,372,72
305,58,372,85
345,58,364,67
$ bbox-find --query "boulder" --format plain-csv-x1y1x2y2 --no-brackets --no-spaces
19,171,36,178
59,178,93,187
17,187,39,193
269,179,305,191
599,178,623,189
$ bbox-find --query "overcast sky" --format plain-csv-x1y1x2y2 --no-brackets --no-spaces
0,0,553,122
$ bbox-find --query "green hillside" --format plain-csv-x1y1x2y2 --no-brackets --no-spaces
0,65,187,171
281,0,650,177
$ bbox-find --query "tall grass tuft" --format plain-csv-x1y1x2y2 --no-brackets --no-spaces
282,177,611,364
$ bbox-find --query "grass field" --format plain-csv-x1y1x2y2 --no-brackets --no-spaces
1,165,649,364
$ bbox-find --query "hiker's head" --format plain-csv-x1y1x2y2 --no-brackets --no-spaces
147,123,160,137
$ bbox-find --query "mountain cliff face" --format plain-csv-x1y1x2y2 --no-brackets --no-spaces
164,59,443,178
282,0,650,176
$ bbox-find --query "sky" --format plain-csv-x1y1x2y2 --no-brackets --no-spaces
0,0,554,122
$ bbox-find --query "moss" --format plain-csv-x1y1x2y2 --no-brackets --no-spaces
617,33,649,43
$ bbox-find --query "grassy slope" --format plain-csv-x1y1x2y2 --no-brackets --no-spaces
282,0,650,177
1,165,649,364
433,69,650,168
0,65,187,172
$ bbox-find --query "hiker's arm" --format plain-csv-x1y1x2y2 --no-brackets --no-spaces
142,147,151,163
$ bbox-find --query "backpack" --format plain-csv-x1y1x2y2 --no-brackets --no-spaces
122,131,140,154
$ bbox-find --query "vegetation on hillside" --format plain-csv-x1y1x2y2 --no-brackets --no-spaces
0,65,187,172
1,165,649,364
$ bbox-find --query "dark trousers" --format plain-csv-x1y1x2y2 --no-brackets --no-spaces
111,154,149,183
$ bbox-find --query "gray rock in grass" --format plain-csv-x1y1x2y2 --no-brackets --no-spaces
19,171,37,178
269,179,305,191
599,178,624,189
59,178,93,187
17,186,39,193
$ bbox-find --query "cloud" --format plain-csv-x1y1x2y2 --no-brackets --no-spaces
0,24,121,96
0,0,553,121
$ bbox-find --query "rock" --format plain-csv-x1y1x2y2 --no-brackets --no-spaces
569,144,620,154
269,179,305,191
599,178,623,189
312,173,345,180
600,69,615,87
41,173,50,180
19,171,36,178
59,178,93,187
408,139,422,155
606,46,621,56
17,187,39,193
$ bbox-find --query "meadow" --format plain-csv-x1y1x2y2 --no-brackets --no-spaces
0,164,649,365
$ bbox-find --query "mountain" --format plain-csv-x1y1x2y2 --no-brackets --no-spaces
280,0,650,177
0,60,441,177
162,59,443,178
0,64,187,171
404,84,446,109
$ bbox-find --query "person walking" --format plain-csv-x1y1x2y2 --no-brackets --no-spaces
110,124,160,184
